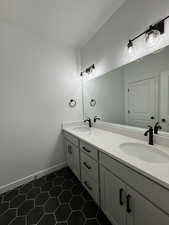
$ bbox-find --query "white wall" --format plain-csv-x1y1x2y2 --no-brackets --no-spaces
81,0,169,77
83,68,124,124
0,21,82,189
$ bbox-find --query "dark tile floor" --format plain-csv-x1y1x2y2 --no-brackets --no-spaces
0,167,112,225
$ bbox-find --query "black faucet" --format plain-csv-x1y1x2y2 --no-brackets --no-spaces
144,126,154,145
84,117,92,128
94,116,101,123
154,122,162,134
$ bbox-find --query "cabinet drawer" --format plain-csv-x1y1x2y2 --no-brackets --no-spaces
80,141,98,161
81,151,98,182
100,152,169,215
81,169,99,204
63,131,78,146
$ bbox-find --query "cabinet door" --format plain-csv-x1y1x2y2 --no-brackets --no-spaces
65,139,80,179
126,186,169,225
127,77,157,128
100,166,126,225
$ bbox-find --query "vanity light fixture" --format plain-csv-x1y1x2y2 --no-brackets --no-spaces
127,40,133,54
80,64,96,78
127,15,169,53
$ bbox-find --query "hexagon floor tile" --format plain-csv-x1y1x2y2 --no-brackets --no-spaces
0,167,111,225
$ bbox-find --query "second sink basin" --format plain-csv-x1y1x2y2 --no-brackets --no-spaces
120,143,169,163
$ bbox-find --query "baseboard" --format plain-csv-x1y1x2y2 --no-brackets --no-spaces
0,161,66,195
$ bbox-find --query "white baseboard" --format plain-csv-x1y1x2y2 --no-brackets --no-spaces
0,161,66,195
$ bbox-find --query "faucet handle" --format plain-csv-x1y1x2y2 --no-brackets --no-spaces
94,115,101,123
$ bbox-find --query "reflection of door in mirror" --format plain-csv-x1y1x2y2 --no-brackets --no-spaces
160,71,169,132
127,77,158,128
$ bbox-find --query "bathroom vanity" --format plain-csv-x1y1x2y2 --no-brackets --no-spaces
63,123,169,225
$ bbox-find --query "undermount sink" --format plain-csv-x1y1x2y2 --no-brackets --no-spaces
73,126,90,133
120,143,169,163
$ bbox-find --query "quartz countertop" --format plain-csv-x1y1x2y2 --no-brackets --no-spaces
63,123,169,190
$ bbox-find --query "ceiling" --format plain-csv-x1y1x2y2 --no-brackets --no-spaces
0,0,125,47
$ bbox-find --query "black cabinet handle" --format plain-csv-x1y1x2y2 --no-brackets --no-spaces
68,145,72,154
119,188,124,206
126,194,132,213
150,116,155,120
83,146,91,153
84,181,92,190
161,118,166,122
83,162,91,170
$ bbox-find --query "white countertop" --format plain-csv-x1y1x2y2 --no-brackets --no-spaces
63,123,169,190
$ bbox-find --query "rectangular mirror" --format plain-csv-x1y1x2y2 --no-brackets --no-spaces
83,45,169,133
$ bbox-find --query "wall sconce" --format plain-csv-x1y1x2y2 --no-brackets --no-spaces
127,15,169,53
80,64,96,79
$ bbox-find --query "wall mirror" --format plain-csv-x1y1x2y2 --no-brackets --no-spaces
82,45,169,134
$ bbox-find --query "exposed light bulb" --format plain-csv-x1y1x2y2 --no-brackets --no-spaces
90,64,96,77
127,40,133,54
145,29,160,46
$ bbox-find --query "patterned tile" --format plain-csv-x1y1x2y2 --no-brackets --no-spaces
27,187,40,199
83,201,98,218
0,202,9,215
0,167,111,225
68,211,85,225
59,191,72,203
35,192,49,206
10,195,26,208
55,204,71,221
27,207,43,225
0,209,16,225
10,216,26,225
38,214,55,225
44,197,59,212
70,195,84,210
18,200,34,216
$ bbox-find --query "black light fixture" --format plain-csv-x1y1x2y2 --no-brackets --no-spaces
80,64,96,78
127,15,169,53
127,40,133,54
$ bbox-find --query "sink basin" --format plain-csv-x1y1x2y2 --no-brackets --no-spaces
120,143,169,163
73,126,91,133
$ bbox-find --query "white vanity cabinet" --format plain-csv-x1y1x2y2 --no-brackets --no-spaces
64,132,80,179
100,166,126,225
126,186,169,225
100,152,169,225
63,130,169,225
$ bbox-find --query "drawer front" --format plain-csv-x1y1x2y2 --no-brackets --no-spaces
63,131,78,146
81,151,98,182
100,152,169,215
81,169,99,204
80,141,98,161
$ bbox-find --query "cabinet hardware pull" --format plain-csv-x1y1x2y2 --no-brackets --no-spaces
68,145,72,154
83,162,91,170
84,181,92,190
83,146,91,153
126,194,132,213
119,188,124,206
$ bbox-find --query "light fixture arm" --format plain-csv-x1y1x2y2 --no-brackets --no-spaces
127,15,169,51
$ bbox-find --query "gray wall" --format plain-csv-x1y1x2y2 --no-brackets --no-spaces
0,21,82,189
